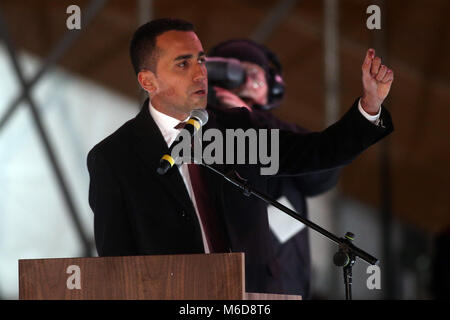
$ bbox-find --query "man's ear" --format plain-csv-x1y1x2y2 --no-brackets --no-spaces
137,70,158,94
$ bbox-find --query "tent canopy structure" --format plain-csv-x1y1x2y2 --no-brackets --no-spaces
0,0,448,300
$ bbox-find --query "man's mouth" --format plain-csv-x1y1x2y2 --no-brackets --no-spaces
193,89,207,96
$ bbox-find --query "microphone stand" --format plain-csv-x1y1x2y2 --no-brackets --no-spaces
198,162,378,300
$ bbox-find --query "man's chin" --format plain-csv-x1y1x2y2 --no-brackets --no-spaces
191,99,207,110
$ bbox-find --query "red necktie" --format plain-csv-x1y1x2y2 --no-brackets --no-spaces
174,121,229,252
187,163,230,253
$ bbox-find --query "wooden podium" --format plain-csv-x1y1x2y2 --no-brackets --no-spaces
19,253,301,300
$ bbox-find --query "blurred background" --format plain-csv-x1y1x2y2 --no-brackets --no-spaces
0,0,449,300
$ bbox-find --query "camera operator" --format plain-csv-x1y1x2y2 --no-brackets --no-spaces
206,39,341,298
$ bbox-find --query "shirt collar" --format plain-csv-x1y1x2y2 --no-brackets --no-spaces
148,99,188,146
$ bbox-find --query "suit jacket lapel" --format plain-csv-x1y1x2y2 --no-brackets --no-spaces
131,99,194,211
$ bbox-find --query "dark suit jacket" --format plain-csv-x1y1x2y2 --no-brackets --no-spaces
87,98,393,294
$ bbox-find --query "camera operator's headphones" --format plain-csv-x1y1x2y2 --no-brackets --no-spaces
208,39,285,111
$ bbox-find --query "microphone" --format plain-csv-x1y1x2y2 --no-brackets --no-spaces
156,109,209,175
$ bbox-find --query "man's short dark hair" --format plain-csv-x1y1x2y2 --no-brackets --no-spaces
129,18,194,75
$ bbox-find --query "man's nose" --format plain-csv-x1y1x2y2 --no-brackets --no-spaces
193,64,207,82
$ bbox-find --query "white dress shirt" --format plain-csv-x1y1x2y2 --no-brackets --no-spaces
358,99,382,124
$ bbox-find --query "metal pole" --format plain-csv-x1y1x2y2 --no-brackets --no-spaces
137,0,153,105
324,0,340,126
138,0,153,25
369,0,395,300
323,0,341,298
250,0,300,43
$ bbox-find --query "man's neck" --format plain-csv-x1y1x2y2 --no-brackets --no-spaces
150,99,189,121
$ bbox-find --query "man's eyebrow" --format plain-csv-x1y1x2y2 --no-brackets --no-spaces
174,52,205,61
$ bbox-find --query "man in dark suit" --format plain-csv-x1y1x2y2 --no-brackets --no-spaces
87,18,394,295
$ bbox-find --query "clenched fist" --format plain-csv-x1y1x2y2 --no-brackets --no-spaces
361,48,394,115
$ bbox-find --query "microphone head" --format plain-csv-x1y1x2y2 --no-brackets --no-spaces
190,109,209,126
